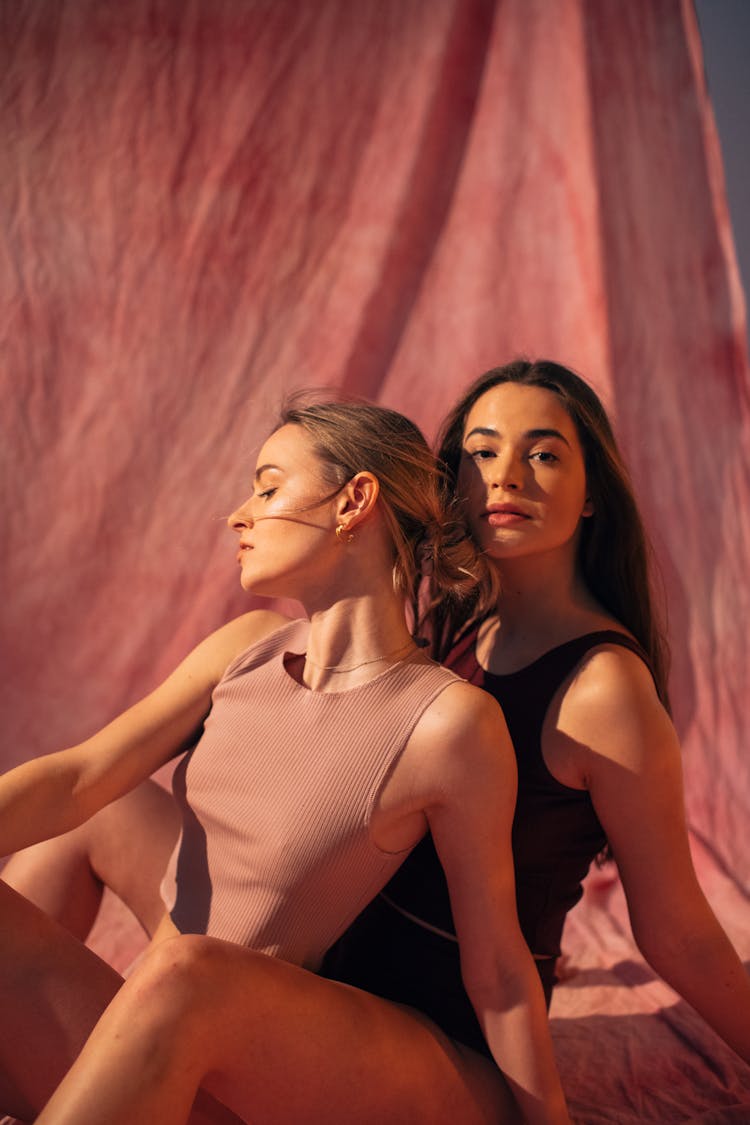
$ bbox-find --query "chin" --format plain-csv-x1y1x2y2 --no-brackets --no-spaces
239,571,266,594
482,539,529,562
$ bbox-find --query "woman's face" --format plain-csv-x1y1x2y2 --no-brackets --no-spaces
456,382,593,565
228,423,343,598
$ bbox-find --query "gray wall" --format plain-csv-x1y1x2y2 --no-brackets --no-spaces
695,0,750,345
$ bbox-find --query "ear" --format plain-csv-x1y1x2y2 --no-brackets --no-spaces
582,496,594,518
337,472,380,529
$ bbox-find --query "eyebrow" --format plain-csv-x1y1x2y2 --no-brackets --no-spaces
253,463,283,482
464,426,572,448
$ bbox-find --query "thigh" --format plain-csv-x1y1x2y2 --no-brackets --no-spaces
2,780,179,940
0,881,123,1120
86,779,180,936
147,939,518,1125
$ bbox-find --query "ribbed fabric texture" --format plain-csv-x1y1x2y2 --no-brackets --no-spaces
321,629,654,1056
381,629,650,958
160,619,459,969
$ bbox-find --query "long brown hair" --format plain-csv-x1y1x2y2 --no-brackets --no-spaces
432,359,670,707
279,394,493,629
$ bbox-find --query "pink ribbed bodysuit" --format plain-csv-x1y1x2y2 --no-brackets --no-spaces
160,619,460,970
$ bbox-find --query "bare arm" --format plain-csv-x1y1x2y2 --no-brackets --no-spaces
0,610,289,858
560,647,750,1063
416,683,570,1125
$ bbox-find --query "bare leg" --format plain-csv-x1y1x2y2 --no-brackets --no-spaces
0,881,123,1120
2,780,179,940
37,936,520,1125
0,884,243,1125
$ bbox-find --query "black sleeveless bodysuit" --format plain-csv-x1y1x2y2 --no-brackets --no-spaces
321,626,652,1056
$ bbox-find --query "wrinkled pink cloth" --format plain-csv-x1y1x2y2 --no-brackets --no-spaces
2,1,749,1121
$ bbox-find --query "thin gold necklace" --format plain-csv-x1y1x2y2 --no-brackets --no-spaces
304,637,418,673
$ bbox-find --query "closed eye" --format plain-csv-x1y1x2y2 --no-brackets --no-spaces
255,487,277,499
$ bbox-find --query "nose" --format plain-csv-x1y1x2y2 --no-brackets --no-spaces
227,498,254,532
491,452,522,491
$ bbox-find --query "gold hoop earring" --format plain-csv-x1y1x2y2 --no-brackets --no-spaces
335,524,355,544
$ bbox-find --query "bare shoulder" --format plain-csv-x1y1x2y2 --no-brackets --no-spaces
410,678,515,797
418,677,508,746
180,609,294,686
209,609,294,653
557,642,676,775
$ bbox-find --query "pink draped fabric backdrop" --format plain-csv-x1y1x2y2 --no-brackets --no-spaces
1,1,748,1120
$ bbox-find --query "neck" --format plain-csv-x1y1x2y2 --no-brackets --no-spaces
490,547,600,641
301,591,417,690
468,548,610,673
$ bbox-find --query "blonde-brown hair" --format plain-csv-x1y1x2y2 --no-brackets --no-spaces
278,394,494,631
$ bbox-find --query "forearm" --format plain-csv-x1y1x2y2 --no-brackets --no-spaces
640,919,750,1063
469,960,570,1125
0,750,91,857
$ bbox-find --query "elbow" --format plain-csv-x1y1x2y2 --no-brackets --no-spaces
69,778,105,828
631,906,719,986
461,949,540,1015
633,939,679,989
66,757,107,829
630,909,692,978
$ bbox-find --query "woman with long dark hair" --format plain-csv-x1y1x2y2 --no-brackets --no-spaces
6,360,749,1121
323,358,749,1062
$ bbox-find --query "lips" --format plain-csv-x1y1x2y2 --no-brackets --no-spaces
484,503,531,527
485,503,528,517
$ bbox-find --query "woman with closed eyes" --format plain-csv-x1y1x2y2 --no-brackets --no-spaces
8,360,748,1122
1,395,569,1124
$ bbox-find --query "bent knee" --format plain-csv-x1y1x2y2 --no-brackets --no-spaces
133,937,268,1006
110,939,212,1038
118,937,276,1048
